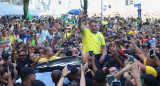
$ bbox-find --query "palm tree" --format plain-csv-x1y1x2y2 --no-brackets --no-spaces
23,0,29,19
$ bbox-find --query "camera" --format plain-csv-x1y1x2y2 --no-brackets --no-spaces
128,55,134,62
106,75,115,85
112,80,121,86
149,49,155,59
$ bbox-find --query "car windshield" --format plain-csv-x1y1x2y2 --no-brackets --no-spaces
16,72,70,86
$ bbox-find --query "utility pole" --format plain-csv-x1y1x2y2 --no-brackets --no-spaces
84,0,87,17
125,0,133,18
101,0,103,21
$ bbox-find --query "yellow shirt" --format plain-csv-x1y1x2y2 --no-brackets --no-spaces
2,36,6,41
38,56,60,63
82,28,106,54
144,58,157,77
9,35,16,43
50,56,60,60
38,57,49,63
146,66,157,77
64,33,71,39
102,20,108,25
128,30,137,35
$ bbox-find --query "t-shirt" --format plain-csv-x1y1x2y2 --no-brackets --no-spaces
37,29,49,44
48,32,55,45
82,28,106,54
16,58,33,75
128,30,137,35
20,33,30,41
64,33,71,39
38,56,60,63
102,20,108,25
9,35,16,43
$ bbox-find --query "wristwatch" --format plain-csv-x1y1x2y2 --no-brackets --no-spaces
61,74,66,78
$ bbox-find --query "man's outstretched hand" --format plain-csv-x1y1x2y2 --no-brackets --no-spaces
78,11,84,19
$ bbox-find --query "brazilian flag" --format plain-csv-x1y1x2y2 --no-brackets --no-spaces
26,11,33,19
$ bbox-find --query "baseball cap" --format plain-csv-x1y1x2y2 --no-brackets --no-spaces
33,28,36,31
22,27,27,30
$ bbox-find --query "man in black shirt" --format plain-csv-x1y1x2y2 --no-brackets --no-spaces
16,50,33,75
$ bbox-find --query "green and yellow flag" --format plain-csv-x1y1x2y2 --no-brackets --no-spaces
26,11,33,19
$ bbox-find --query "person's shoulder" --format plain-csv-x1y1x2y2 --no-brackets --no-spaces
20,33,23,36
26,58,33,62
97,32,104,36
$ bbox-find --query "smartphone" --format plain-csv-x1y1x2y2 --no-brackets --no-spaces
126,35,131,40
67,64,73,71
89,51,94,57
112,80,121,86
149,49,155,59
129,55,134,62
106,75,115,85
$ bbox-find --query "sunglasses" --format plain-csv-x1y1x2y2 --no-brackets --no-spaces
19,55,25,57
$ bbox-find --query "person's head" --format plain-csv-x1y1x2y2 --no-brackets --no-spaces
22,28,27,35
131,26,136,31
29,53,35,61
31,80,46,86
94,69,106,86
82,19,87,25
1,52,11,65
44,47,53,57
19,50,27,62
20,67,35,83
39,47,44,56
89,20,98,34
155,46,159,53
51,70,62,85
72,47,79,55
67,66,79,81
72,27,76,32
0,42,5,49
49,28,53,34
1,29,6,35
65,28,70,33
65,50,73,56
34,46,41,54
30,47,35,53
105,67,118,75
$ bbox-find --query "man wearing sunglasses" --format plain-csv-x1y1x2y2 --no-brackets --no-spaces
16,50,34,75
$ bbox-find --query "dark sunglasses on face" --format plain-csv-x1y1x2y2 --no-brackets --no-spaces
19,55,25,57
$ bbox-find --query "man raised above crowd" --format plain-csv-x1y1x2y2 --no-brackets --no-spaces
78,11,106,67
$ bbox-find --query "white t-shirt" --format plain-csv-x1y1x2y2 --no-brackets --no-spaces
48,32,55,40
37,29,49,44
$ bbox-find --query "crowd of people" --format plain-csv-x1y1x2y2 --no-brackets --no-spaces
0,11,160,86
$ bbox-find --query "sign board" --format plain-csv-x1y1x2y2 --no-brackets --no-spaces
134,3,141,7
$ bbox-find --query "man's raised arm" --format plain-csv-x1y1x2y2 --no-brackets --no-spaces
78,11,84,33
